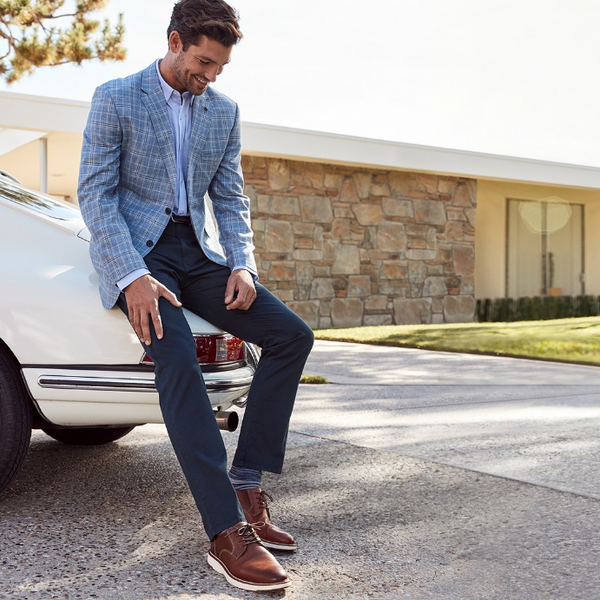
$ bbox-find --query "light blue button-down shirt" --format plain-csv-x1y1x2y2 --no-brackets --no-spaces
117,61,195,290
156,59,193,217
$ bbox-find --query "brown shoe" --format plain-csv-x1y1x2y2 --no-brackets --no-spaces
236,488,298,552
207,522,291,591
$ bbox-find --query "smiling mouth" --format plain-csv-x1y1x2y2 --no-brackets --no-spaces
194,75,208,85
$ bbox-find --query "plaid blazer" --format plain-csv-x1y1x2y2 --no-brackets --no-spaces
78,62,256,309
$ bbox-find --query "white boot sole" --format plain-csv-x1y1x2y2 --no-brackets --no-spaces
207,553,291,591
260,540,298,552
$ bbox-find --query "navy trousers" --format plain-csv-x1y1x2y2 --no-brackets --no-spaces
117,220,314,539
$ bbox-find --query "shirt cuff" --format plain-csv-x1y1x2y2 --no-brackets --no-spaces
117,268,150,291
232,265,259,281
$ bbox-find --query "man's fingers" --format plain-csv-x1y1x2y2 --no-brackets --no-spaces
225,284,245,310
160,285,182,307
226,295,244,310
139,312,153,345
226,287,256,311
151,309,164,340
224,280,237,305
225,270,256,310
128,307,142,341
130,305,161,344
124,276,181,344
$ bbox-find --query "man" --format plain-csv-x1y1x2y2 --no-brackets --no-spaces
77,0,313,592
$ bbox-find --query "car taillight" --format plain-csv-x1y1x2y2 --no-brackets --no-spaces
141,334,245,365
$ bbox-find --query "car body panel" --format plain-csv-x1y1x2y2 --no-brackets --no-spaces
1,194,223,365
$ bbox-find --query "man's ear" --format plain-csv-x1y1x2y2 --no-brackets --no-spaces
168,30,182,54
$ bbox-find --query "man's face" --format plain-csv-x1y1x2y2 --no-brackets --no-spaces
169,33,232,96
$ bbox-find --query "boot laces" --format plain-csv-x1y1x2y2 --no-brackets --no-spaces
257,490,273,510
229,523,261,547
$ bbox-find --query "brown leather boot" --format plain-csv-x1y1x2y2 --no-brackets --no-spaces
235,488,297,551
207,522,291,591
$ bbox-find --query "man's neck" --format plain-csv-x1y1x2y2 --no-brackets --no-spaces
158,55,186,94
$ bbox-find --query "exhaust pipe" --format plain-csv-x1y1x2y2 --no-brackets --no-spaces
214,410,239,432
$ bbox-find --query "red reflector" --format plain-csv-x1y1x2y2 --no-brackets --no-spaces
141,335,244,365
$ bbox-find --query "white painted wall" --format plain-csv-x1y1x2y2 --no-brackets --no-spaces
0,133,82,199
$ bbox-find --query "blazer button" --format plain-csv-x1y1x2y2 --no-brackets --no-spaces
165,208,171,215
146,240,154,247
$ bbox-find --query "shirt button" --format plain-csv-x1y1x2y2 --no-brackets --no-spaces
165,208,172,215
146,240,154,247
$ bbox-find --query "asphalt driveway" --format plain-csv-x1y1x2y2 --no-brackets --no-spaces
1,340,599,599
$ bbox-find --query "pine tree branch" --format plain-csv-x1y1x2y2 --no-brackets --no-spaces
0,23,15,56
0,0,126,82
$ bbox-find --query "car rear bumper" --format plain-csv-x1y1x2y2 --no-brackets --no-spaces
22,365,253,426
36,372,253,393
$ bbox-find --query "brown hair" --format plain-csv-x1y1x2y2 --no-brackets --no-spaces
167,0,243,49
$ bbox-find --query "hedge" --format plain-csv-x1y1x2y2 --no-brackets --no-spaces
476,295,600,322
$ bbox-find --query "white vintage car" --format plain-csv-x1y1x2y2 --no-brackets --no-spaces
0,172,258,493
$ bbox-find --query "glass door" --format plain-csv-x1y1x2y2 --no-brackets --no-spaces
506,198,584,297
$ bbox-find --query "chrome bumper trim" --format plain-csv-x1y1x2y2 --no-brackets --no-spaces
38,374,253,393
245,342,261,370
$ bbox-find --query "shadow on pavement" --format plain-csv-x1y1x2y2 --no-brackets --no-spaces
1,425,599,599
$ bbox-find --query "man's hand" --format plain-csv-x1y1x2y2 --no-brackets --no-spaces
124,274,181,345
224,269,256,311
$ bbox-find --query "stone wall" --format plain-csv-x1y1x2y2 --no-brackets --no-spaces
241,155,477,329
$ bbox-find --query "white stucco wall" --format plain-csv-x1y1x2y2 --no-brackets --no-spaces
0,133,82,199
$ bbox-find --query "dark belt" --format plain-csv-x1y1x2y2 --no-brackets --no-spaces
170,213,191,225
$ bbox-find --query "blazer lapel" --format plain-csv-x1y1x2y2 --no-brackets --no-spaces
188,91,213,179
140,64,177,197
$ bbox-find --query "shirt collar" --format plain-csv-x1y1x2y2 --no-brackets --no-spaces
155,59,194,105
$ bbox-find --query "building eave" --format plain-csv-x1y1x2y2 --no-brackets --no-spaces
0,91,89,134
1,90,599,190
242,122,600,191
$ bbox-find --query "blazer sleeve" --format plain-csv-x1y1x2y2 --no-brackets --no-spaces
207,103,257,276
77,86,148,286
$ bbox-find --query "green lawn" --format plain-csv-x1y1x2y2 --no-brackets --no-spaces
314,317,600,366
